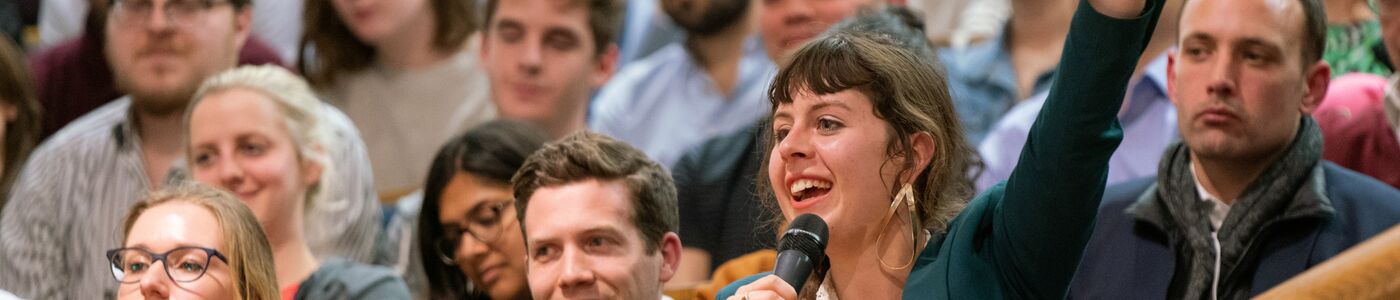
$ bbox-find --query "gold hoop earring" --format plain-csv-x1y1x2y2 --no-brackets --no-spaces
877,183,921,270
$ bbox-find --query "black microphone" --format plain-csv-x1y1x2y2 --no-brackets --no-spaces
773,213,829,293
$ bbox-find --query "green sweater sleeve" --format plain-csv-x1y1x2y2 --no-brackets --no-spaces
987,0,1163,297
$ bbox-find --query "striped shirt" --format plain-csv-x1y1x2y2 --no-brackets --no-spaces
0,97,384,299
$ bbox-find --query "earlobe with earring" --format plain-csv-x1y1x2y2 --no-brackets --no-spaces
877,183,923,270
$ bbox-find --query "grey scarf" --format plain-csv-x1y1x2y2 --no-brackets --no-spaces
1154,117,1323,300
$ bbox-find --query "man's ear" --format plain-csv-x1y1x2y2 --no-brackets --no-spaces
901,131,936,184
1167,49,1180,107
657,232,683,283
231,6,254,52
1300,60,1331,114
480,31,492,61
592,44,620,88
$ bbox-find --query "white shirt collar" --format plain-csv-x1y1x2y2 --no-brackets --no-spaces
1190,164,1233,231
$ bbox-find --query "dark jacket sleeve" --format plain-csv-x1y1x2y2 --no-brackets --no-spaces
987,0,1163,297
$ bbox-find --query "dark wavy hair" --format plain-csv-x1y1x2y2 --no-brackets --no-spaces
299,0,477,87
760,5,976,245
0,37,40,210
757,8,980,299
417,120,550,300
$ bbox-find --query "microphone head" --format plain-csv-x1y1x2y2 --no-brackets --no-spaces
779,214,829,261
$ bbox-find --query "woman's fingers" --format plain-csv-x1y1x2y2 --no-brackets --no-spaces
732,290,790,300
728,275,799,300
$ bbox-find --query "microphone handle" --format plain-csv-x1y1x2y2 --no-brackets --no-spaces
773,249,815,293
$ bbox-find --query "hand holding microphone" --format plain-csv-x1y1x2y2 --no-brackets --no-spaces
729,214,829,300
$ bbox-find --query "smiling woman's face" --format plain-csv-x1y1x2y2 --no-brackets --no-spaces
768,88,903,251
188,88,320,232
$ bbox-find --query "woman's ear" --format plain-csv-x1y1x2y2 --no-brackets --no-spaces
301,145,326,187
902,132,936,183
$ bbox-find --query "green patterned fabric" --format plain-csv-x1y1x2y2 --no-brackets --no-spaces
1325,20,1391,77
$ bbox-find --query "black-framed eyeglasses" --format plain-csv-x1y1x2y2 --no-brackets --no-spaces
435,200,515,265
110,0,232,27
106,246,228,283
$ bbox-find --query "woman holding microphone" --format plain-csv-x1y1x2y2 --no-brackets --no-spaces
721,0,1164,298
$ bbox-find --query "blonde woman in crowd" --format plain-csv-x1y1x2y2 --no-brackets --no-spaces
107,183,279,300
185,66,409,299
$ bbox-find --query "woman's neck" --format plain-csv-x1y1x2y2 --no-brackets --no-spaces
267,207,319,288
272,238,320,289
825,217,921,299
374,14,457,71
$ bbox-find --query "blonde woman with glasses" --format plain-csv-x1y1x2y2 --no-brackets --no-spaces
107,183,278,300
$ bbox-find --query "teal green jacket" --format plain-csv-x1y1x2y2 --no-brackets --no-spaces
717,0,1163,299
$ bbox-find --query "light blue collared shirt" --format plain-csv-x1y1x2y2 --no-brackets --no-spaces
940,33,1057,145
590,36,776,169
975,53,1178,192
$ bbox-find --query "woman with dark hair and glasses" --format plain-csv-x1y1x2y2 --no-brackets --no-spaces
417,120,551,300
107,183,279,300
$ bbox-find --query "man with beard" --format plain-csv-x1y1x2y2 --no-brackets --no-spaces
0,0,383,298
588,0,774,170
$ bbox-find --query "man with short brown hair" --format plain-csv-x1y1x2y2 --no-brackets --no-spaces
1070,0,1400,298
482,0,622,139
512,132,683,300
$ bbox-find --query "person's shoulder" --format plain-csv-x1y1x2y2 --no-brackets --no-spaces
673,122,760,183
237,36,285,67
1104,177,1155,207
1322,162,1400,213
714,272,773,300
318,104,357,133
596,44,686,103
302,258,410,299
612,44,687,84
28,36,87,74
315,258,398,278
590,47,691,131
685,123,760,163
37,98,130,156
628,43,689,72
998,94,1048,130
1317,73,1387,120
1315,162,1400,244
976,93,1047,176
